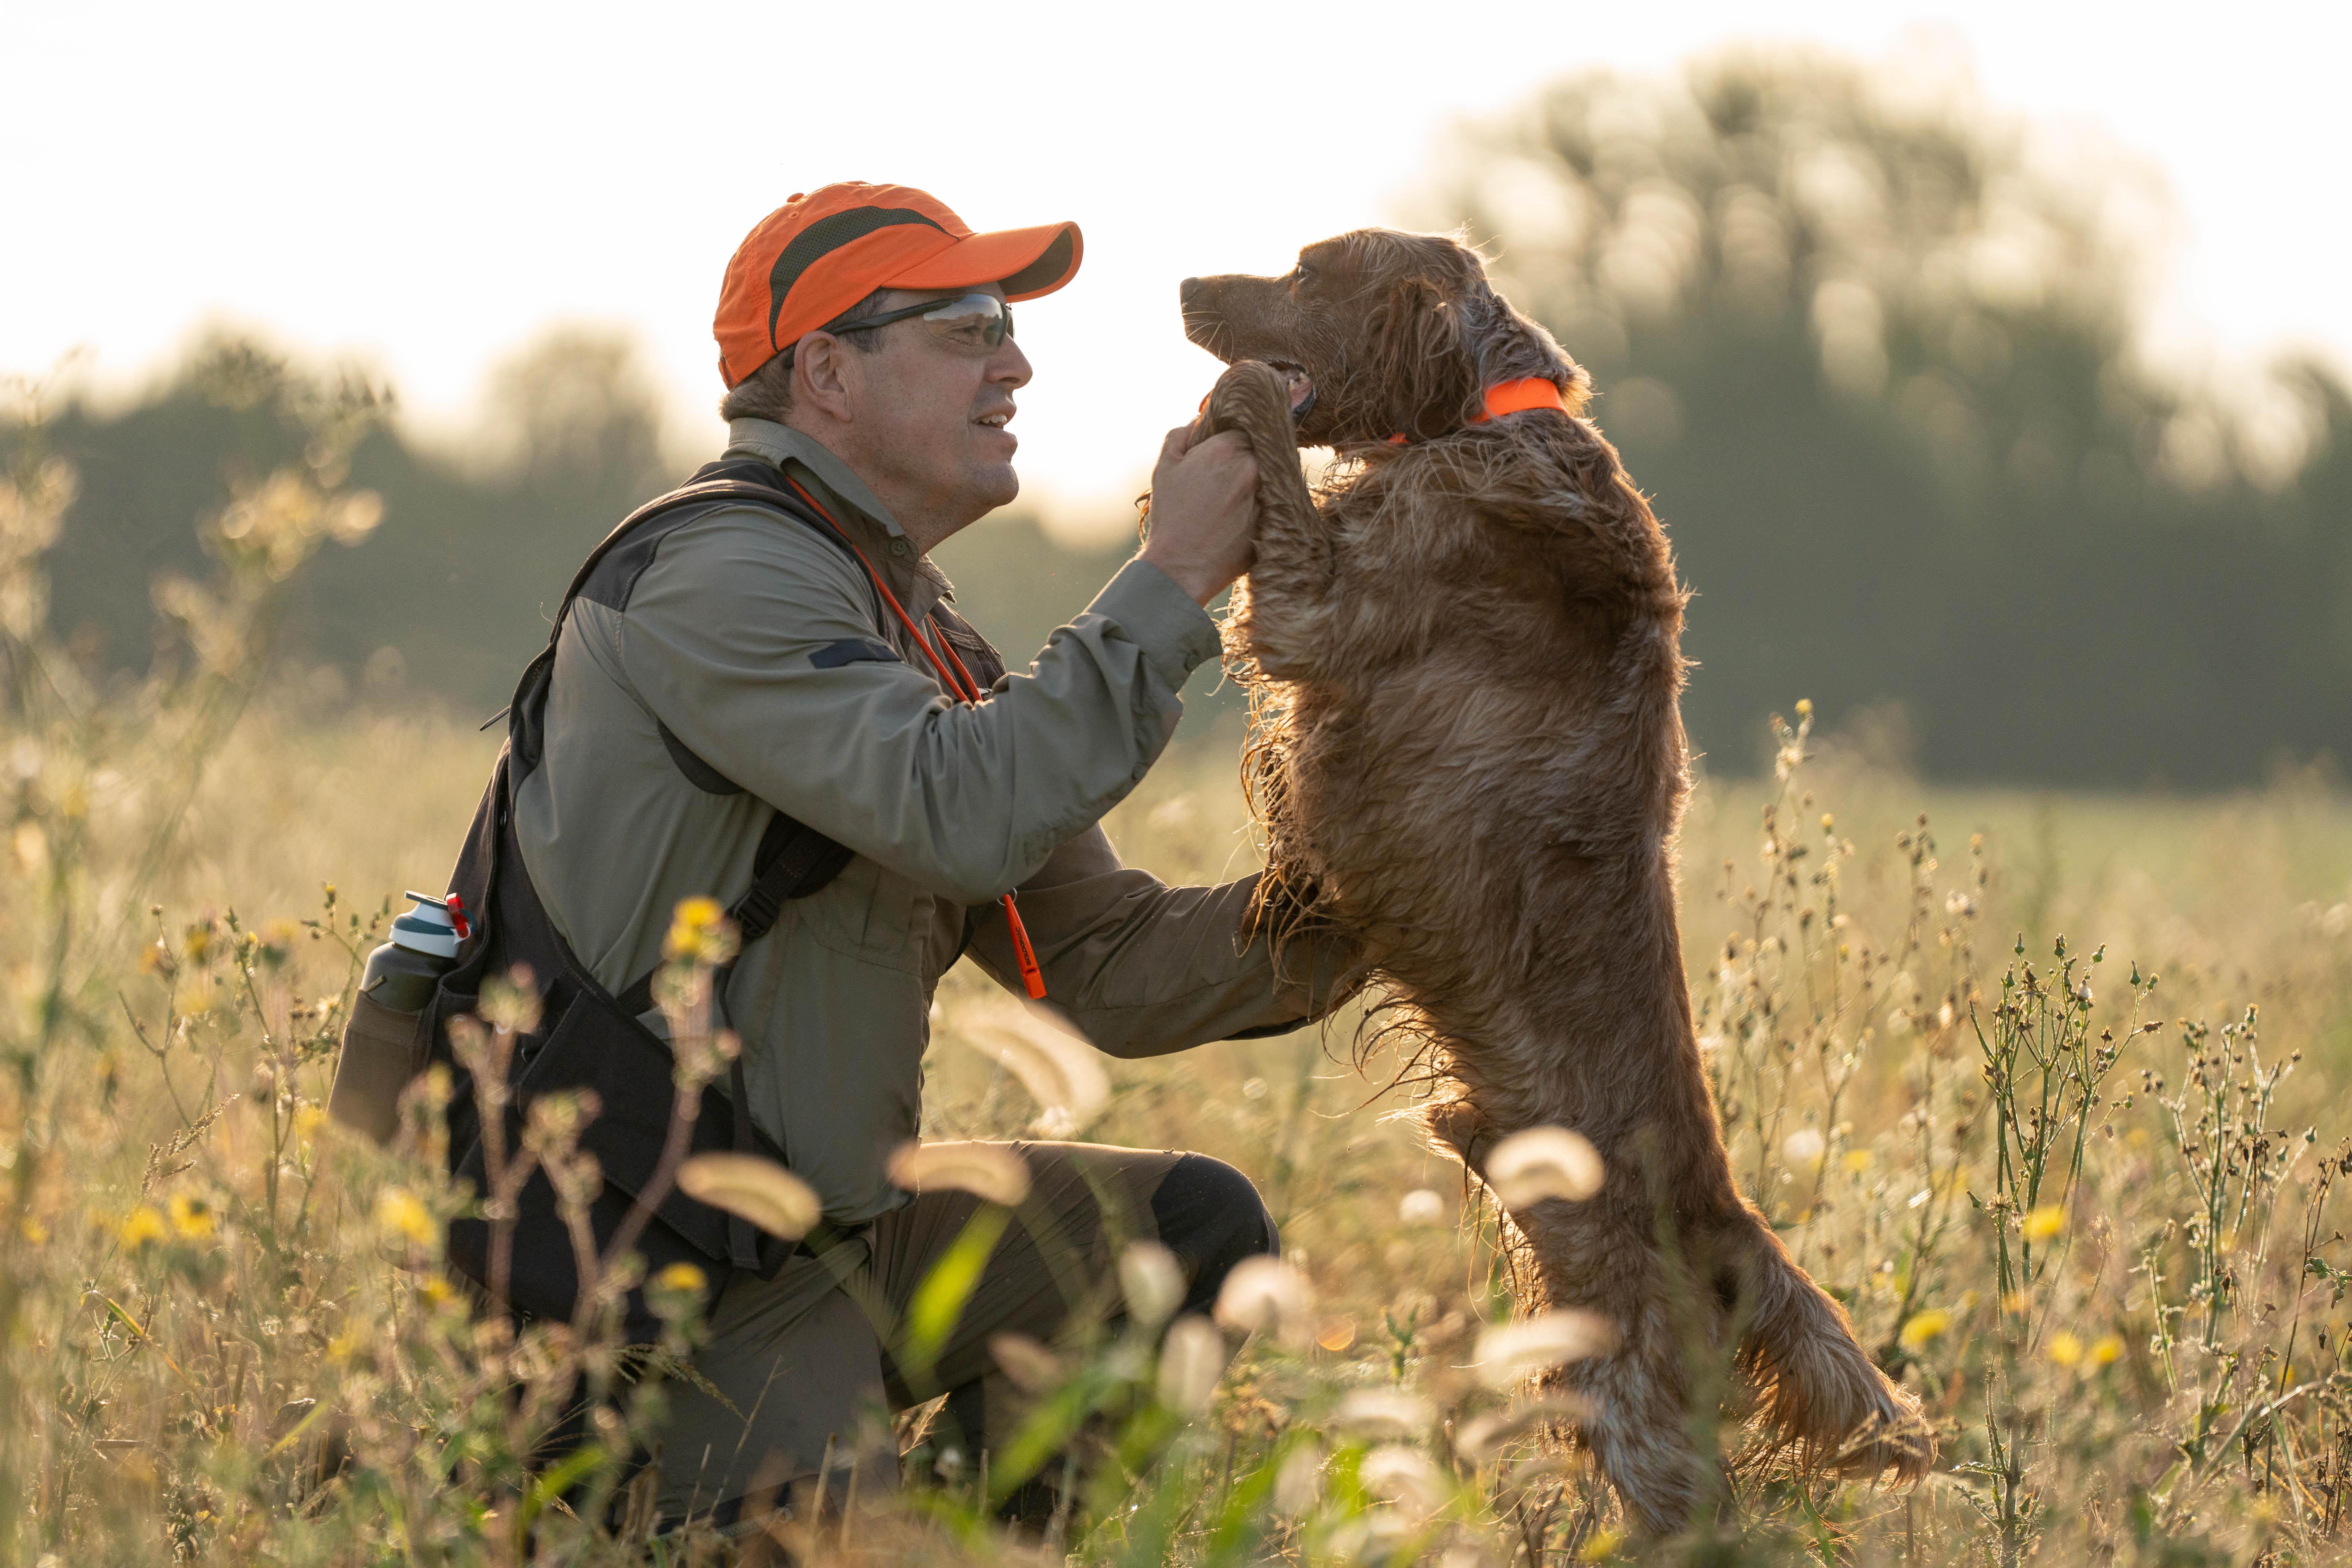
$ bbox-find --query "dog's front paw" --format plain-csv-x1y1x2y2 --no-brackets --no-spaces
1204,360,1305,446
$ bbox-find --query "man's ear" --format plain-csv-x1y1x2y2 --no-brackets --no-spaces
792,331,858,426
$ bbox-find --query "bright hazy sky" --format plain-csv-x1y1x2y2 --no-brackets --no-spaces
13,0,2347,526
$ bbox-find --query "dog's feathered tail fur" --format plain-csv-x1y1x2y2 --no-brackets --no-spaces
1732,1217,1932,1484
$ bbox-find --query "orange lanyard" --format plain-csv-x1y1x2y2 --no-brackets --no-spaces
778,474,1047,1000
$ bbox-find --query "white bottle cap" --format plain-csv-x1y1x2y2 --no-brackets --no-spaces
389,891,462,960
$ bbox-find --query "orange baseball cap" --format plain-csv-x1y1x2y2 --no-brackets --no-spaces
713,182,1083,388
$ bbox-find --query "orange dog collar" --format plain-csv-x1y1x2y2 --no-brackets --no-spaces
1476,378,1570,421
1196,376,1568,440
1385,377,1570,444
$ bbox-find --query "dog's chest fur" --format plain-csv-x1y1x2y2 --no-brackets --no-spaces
1240,418,1690,973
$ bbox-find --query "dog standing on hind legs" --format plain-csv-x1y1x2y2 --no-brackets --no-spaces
1178,229,1933,1532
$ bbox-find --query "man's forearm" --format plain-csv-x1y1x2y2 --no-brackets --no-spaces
963,827,1362,1055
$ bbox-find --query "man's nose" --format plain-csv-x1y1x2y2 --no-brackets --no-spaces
992,336,1033,388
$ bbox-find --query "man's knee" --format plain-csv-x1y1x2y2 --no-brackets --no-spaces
1149,1153,1279,1319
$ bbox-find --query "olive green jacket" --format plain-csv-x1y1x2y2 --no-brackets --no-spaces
514,418,1344,1225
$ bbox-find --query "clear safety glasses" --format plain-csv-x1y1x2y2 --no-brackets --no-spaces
827,293,1013,352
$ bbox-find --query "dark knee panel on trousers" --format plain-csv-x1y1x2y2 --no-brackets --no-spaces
1150,1153,1280,1319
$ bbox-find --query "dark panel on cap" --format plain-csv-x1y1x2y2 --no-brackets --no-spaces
997,229,1076,296
767,207,947,346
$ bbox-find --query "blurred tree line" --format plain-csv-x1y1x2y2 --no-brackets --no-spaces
14,48,2348,786
21,328,1134,722
1425,47,2350,786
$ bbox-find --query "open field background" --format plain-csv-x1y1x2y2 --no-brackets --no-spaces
10,653,2352,1562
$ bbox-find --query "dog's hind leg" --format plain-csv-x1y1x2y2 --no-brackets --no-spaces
1199,360,1340,681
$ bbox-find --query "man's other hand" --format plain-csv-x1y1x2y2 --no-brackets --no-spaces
1140,425,1258,606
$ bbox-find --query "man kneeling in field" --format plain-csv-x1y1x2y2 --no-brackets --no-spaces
516,182,1352,1533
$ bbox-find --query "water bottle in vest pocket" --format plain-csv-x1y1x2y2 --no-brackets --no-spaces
327,892,464,1144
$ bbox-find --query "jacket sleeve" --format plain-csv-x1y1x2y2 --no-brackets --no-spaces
615,505,1221,906
961,825,1364,1057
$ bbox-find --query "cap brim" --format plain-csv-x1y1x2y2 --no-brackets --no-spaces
884,220,1082,301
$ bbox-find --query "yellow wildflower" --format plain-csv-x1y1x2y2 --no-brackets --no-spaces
118,1206,167,1251
20,1217,48,1246
326,1327,363,1363
1898,1309,1951,1349
2090,1334,2125,1367
1842,1149,1874,1175
2047,1332,2084,1367
167,1194,215,1240
421,1274,457,1307
664,896,734,965
653,1261,708,1296
1794,698,1813,717
2023,1205,2065,1242
294,1105,327,1139
1579,1526,1624,1562
375,1188,435,1246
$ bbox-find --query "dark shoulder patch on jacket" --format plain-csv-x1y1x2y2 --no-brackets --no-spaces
578,500,729,612
809,638,901,670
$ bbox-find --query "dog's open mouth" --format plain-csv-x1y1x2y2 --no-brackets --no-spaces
1266,360,1317,421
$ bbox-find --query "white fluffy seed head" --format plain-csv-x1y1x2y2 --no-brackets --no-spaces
1398,1187,1446,1226
1330,1388,1434,1440
675,1152,820,1239
1452,1395,1593,1462
1483,1127,1605,1209
886,1141,1031,1208
1358,1444,1448,1516
1119,1240,1185,1327
1273,1442,1323,1515
987,1331,1065,1394
951,995,1112,1138
1157,1314,1228,1413
1212,1254,1315,1349
1471,1310,1619,1388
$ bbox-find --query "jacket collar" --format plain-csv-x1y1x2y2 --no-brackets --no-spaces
721,418,954,614
725,418,902,536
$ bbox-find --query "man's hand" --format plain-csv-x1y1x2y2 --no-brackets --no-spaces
1140,423,1258,606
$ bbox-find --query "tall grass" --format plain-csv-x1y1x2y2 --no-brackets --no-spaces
7,399,2352,1563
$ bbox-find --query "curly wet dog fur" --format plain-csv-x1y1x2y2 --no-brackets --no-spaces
1179,230,1933,1532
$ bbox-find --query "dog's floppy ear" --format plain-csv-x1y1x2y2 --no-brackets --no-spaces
1366,275,1481,442
1461,282,1592,418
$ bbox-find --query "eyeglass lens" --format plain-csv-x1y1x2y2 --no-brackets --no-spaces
924,295,1012,348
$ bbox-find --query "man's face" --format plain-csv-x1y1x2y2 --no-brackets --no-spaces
828,284,1032,528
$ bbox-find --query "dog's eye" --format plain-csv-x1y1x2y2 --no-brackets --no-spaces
1289,262,1314,286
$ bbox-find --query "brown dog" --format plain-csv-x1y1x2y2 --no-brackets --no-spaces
1180,230,1932,1531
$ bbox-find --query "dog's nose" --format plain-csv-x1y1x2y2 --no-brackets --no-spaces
1179,277,1203,307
